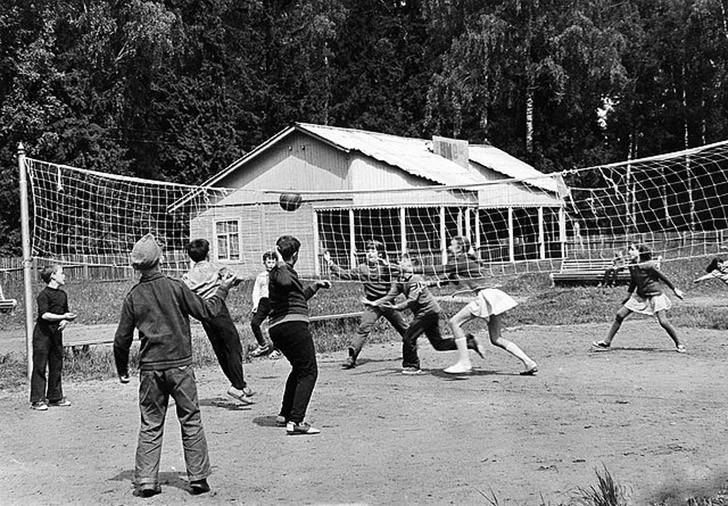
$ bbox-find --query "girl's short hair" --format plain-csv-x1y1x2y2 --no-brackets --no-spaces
706,257,723,273
262,250,276,263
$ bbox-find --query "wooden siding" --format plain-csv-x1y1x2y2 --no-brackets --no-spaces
349,155,476,207
212,131,351,206
191,202,317,278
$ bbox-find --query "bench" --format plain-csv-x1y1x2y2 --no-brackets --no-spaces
0,285,17,313
550,258,631,286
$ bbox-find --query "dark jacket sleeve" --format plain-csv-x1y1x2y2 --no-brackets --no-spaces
113,295,136,377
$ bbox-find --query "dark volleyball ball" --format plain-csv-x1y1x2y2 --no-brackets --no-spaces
279,192,303,212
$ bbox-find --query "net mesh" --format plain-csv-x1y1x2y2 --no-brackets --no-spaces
23,139,728,285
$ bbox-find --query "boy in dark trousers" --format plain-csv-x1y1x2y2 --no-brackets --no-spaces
269,235,331,435
182,239,253,404
114,233,236,497
30,264,76,410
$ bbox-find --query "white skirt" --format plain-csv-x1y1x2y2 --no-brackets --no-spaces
624,293,672,315
466,289,518,318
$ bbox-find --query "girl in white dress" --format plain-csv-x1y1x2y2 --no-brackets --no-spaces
440,236,538,375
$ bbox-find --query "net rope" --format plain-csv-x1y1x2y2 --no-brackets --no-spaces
24,140,728,284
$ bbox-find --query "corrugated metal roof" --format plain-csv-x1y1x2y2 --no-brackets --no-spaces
297,123,483,187
187,123,558,199
468,144,558,193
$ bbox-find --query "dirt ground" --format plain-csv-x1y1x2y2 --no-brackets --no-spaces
2,319,728,505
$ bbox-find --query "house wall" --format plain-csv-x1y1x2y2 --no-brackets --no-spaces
190,132,352,278
212,131,352,206
348,155,476,207
190,201,317,278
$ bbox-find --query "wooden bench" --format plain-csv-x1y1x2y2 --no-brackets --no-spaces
0,285,17,313
550,258,631,286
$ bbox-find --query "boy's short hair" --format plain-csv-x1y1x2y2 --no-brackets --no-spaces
365,239,385,256
706,257,723,273
262,250,276,263
637,244,653,262
276,235,301,261
187,239,210,263
39,265,59,284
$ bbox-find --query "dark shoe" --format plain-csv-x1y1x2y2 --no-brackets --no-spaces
520,365,539,376
190,479,210,495
227,386,255,405
286,421,320,435
48,397,71,407
466,333,485,359
136,484,161,498
341,355,356,369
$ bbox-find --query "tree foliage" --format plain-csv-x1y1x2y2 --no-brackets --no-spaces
0,0,726,254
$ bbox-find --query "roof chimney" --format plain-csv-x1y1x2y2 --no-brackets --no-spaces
432,136,469,169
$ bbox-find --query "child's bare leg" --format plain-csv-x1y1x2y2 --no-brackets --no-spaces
487,314,537,370
656,311,681,347
445,308,476,373
603,307,631,346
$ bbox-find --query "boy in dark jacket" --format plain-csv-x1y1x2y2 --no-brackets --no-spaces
114,234,236,497
269,235,330,435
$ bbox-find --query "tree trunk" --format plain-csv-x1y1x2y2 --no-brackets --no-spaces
525,76,534,153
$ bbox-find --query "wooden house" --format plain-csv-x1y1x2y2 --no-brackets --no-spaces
181,123,566,278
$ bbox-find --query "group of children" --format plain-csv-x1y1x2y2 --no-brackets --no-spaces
27,229,728,498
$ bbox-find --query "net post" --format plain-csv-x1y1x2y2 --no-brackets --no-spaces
18,143,34,382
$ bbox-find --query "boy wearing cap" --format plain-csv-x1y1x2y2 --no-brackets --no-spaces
182,238,254,404
323,240,407,369
114,234,236,497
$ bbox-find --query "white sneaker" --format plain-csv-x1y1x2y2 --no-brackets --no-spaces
444,362,473,374
286,421,320,435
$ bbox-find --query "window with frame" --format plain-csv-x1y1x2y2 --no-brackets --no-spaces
215,220,240,261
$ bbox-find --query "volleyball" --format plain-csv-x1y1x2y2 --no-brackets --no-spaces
279,192,303,212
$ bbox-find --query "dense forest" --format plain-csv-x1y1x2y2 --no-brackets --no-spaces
0,0,727,255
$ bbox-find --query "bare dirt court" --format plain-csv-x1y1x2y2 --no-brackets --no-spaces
2,319,728,505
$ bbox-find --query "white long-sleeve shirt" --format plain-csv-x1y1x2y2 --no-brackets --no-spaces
252,270,270,309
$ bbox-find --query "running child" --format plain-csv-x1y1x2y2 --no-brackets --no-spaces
249,250,280,358
693,257,728,286
182,239,254,404
114,233,237,497
365,252,481,375
439,236,538,375
593,244,686,353
30,264,77,410
323,239,408,369
269,235,331,435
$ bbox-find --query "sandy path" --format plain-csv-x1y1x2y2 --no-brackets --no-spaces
2,320,728,505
